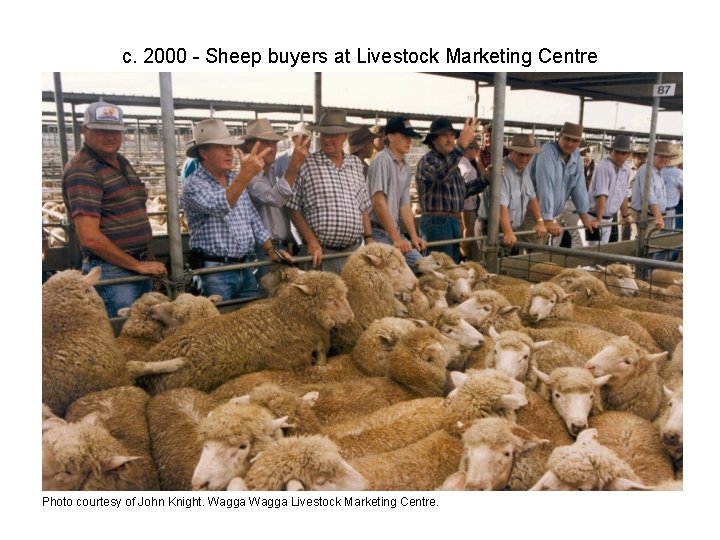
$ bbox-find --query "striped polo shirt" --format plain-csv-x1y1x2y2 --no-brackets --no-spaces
62,145,152,255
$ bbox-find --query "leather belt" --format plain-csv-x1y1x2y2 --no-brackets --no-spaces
588,212,612,219
424,211,461,219
203,254,248,264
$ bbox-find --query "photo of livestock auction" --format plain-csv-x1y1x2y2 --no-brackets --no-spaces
41,72,683,492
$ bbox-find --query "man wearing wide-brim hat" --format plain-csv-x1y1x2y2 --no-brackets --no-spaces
479,134,546,251
241,118,310,283
661,143,683,232
182,118,290,300
348,126,376,176
585,134,634,245
528,121,598,247
286,109,374,273
415,116,488,263
629,141,675,232
276,122,313,179
62,100,168,317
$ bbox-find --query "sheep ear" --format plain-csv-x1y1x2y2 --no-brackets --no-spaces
499,305,520,316
495,393,528,411
266,416,290,436
226,477,248,491
532,340,553,351
431,270,445,279
378,331,399,350
151,303,181,328
594,374,612,388
230,395,251,405
103,455,141,473
208,294,223,305
605,477,651,491
488,326,500,340
450,371,468,390
83,266,102,288
439,471,467,491
80,412,102,427
663,385,675,400
532,367,551,384
596,264,606,272
639,352,667,374
117,307,132,318
284,479,306,491
530,470,560,491
509,424,549,451
42,417,67,433
560,291,576,302
360,252,384,267
302,391,319,407
409,318,427,328
291,283,313,296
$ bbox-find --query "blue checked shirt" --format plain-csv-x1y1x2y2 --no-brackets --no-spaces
416,146,488,213
530,141,589,219
182,164,270,257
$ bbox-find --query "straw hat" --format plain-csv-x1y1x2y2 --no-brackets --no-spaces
307,109,358,134
186,119,243,158
244,118,285,141
654,141,674,157
668,144,683,166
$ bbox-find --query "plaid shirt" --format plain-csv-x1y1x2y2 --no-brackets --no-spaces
182,164,270,257
416,146,488,213
286,151,372,249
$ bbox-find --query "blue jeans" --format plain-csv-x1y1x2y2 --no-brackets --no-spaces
200,261,261,301
82,258,153,318
371,227,423,271
419,215,461,264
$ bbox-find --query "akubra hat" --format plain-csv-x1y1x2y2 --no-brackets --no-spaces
423,117,459,144
605,134,633,153
285,122,312,138
559,122,583,141
632,144,648,155
244,118,285,142
307,109,359,134
507,134,541,154
348,126,376,154
668,144,683,167
653,141,674,157
186,119,243,158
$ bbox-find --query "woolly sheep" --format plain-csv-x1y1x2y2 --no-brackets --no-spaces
233,383,322,436
42,268,184,416
587,263,639,297
482,328,552,389
522,281,661,352
351,317,429,376
240,435,367,491
530,428,650,490
662,325,683,381
533,367,610,437
456,290,522,333
333,243,418,353
418,271,450,309
589,411,675,486
527,262,565,281
650,268,683,286
145,271,354,393
416,251,457,275
259,265,306,297
422,307,484,370
585,336,666,420
655,384,683,476
444,265,474,303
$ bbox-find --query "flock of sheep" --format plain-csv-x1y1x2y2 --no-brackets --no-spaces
42,243,683,491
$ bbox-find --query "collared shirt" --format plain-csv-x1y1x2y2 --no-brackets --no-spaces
458,157,480,211
246,162,295,241
286,151,372,249
588,156,631,216
530,141,589,219
631,164,667,212
274,147,293,179
62,145,152,255
416,146,488,213
662,166,684,207
367,147,411,228
478,155,536,228
182,163,270,257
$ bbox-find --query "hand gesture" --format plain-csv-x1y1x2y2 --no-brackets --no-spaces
289,135,311,168
458,117,481,149
237,142,271,181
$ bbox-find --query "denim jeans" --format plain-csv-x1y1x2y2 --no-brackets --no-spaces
419,215,461,264
200,261,261,301
82,258,153,318
371,227,423,271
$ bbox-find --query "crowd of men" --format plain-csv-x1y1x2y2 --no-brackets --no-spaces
61,101,682,317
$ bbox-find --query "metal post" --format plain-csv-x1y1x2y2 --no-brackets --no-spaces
70,103,81,152
136,118,142,163
579,96,585,125
300,106,304,122
484,73,507,273
53,73,69,167
156,117,161,152
474,80,480,118
159,73,185,299
314,72,322,152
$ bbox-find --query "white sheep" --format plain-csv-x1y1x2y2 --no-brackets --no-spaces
482,327,552,389
416,251,457,275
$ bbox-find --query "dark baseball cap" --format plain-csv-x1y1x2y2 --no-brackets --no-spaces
385,117,421,139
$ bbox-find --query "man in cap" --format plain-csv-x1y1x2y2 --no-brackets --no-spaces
348,126,376,177
241,118,310,281
367,116,426,269
415,117,487,263
585,135,633,245
275,121,312,179
629,141,675,233
182,118,290,300
478,134,546,251
286,109,374,274
62,100,167,317
529,121,598,247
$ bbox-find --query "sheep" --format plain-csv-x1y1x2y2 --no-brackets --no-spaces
482,328,552,389
522,281,661,352
444,265,474,303
455,289,523,333
239,435,367,491
62,386,160,490
332,243,418,354
439,417,549,491
587,263,639,297
233,383,322,436
151,292,222,329
650,268,683,286
585,336,667,420
259,265,305,297
351,317,429,376
421,307,484,370
662,325,683,381
144,271,354,393
655,383,683,477
530,428,650,490
527,262,565,281
146,388,288,491
637,278,683,305
533,367,610,437
589,411,676,486
418,271,449,309
416,251,457,275
42,268,185,416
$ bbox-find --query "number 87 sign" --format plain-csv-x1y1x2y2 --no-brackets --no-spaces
653,83,677,97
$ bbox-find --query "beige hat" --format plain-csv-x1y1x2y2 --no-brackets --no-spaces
186,119,243,158
632,143,648,155
244,118,285,141
285,122,312,138
507,134,541,154
308,109,359,134
348,126,375,154
668,144,683,166
654,141,675,157
559,122,583,141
